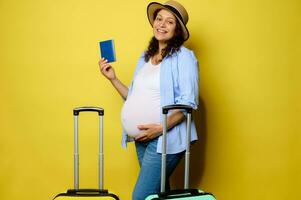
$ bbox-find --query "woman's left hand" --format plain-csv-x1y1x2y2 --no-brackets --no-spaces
134,124,163,142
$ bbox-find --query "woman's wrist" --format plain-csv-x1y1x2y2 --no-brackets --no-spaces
157,124,163,134
109,77,118,83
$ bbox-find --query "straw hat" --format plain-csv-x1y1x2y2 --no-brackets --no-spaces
147,0,189,41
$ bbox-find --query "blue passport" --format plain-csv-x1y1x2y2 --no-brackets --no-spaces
99,39,116,63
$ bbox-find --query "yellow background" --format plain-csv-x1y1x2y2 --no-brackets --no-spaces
0,0,300,199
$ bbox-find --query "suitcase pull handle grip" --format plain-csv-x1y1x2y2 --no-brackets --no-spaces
162,104,193,114
73,106,104,116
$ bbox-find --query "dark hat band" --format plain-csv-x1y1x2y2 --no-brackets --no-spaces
163,5,183,23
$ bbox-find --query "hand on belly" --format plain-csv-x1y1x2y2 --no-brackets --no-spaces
134,123,163,142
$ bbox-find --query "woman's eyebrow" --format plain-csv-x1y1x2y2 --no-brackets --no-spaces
157,14,176,21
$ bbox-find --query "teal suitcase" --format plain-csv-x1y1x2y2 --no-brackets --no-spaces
53,107,119,200
145,105,216,200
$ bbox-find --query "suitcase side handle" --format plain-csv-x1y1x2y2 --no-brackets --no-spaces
73,106,104,116
159,189,199,197
67,189,108,195
158,189,215,199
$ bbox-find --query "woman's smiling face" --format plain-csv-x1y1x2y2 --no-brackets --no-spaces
153,9,177,43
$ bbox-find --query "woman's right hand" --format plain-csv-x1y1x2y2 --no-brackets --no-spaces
98,58,116,81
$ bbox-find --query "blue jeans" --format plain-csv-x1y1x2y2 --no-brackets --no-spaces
132,138,184,200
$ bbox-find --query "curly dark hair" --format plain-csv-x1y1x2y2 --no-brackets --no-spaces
144,9,185,62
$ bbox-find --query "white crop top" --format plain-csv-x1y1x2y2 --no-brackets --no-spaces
121,60,161,137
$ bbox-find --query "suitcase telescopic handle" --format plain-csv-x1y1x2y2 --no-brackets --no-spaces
161,104,193,193
73,106,104,191
73,106,104,116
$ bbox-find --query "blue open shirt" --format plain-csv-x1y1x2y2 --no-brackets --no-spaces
121,46,199,154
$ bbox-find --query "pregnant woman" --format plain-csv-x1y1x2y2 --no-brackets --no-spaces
98,1,199,199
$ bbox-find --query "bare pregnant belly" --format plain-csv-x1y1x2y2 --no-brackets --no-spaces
121,94,160,137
